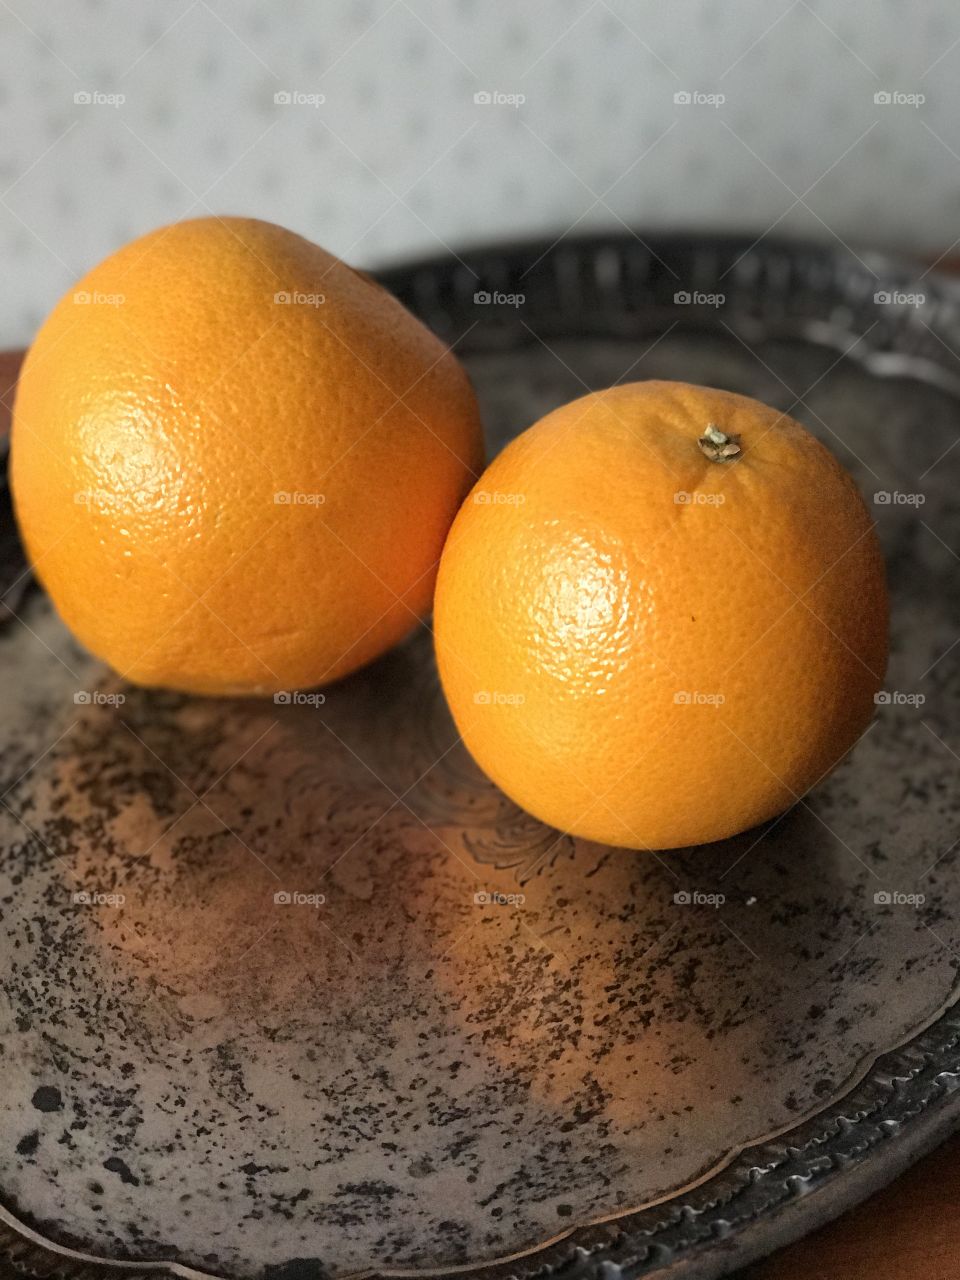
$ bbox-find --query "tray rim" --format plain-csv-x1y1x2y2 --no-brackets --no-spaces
2,227,960,1280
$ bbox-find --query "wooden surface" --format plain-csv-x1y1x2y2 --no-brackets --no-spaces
1,340,958,1274
0,349,22,433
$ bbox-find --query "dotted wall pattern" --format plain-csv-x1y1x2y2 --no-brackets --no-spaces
0,0,958,346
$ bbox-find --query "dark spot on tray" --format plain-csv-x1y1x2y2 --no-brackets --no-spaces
16,1130,39,1156
30,1085,62,1112
103,1156,139,1186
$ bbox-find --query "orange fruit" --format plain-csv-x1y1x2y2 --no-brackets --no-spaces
11,217,483,695
434,381,888,851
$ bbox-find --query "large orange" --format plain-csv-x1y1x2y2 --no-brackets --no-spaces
11,217,483,695
434,381,888,851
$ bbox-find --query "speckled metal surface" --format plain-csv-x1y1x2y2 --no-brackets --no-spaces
1,236,959,1280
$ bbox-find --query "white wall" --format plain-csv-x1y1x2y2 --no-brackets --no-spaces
1,0,957,345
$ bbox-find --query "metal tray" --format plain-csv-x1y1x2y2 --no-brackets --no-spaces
1,233,959,1280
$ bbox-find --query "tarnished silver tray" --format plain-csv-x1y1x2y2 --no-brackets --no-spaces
1,234,959,1280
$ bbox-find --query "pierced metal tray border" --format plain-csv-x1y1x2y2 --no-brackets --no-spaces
3,231,960,1280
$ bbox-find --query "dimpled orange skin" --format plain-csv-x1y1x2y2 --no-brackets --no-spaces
434,381,888,851
11,217,484,695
